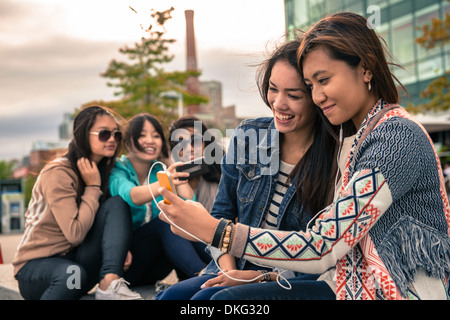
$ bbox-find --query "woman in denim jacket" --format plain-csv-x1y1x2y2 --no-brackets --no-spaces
156,39,340,300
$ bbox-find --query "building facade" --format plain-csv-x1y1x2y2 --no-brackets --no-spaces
284,0,450,107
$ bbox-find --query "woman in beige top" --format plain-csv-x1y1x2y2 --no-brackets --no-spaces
13,105,142,300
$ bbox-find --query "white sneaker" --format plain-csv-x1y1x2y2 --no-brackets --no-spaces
95,278,143,300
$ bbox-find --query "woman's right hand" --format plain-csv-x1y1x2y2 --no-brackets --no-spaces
77,157,101,186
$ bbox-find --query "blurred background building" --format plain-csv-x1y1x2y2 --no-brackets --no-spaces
285,0,449,106
284,0,450,149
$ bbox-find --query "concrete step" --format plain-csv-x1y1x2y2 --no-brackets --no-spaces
0,263,162,300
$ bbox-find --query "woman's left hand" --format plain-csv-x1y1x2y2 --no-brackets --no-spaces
201,270,264,288
166,162,190,186
158,187,218,243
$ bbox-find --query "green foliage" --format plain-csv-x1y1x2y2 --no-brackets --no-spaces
0,159,13,179
405,9,450,114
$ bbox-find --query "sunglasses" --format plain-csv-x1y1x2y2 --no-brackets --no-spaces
172,135,203,147
90,130,122,142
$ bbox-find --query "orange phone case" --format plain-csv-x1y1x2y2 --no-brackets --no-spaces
157,171,177,204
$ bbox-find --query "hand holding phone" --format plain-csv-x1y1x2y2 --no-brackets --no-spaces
175,157,210,181
157,171,178,204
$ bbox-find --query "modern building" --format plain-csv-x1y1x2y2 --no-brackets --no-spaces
284,0,450,149
284,0,449,107
58,112,74,140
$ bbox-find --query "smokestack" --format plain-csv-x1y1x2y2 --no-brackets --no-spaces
184,9,200,114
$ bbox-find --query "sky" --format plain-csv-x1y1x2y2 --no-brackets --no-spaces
0,0,286,161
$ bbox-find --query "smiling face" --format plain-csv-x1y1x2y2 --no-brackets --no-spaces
129,119,163,163
302,46,376,128
171,126,205,162
268,59,316,137
89,114,120,163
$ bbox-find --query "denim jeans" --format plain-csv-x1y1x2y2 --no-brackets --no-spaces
156,271,335,300
155,274,222,300
124,218,209,286
210,274,335,300
16,196,132,300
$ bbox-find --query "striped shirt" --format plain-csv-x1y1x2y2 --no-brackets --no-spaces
262,161,295,229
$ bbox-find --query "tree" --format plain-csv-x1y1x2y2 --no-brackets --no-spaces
406,8,450,114
98,7,207,126
0,159,13,179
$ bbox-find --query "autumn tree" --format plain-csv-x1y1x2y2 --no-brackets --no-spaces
96,7,207,126
406,6,450,114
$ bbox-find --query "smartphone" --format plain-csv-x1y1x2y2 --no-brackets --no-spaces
157,171,177,204
175,157,210,181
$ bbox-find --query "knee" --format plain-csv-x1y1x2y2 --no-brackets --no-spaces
210,287,234,300
64,263,89,292
101,196,131,221
103,196,130,213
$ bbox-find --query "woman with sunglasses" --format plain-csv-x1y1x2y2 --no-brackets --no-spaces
109,113,209,287
13,105,142,300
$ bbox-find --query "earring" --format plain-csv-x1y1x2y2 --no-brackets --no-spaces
367,80,372,91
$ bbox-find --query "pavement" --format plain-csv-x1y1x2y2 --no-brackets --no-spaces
0,232,177,300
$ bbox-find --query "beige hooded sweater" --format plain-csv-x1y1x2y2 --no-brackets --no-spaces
12,158,103,275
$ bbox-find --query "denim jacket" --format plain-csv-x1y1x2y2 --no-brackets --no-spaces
203,117,314,274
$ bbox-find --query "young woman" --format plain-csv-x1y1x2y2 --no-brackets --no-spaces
168,115,224,212
156,39,339,300
13,105,142,300
108,113,209,286
157,12,450,300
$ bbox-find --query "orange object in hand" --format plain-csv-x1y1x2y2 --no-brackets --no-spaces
157,171,177,204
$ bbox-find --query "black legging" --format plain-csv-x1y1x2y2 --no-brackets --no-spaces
124,217,210,286
16,196,132,300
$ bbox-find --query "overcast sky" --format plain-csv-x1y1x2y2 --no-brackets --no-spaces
0,0,286,160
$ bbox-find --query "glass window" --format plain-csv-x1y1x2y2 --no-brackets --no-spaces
368,0,389,10
389,0,403,6
394,65,417,85
445,50,449,72
10,202,20,214
286,0,309,28
391,14,415,65
418,55,444,81
326,0,343,13
444,2,450,57
376,23,391,53
415,5,441,60
309,0,327,22
346,1,364,15
285,0,309,38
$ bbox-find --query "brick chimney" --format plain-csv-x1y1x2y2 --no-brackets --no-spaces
184,10,200,114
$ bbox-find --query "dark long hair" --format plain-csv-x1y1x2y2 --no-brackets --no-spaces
65,105,123,204
168,115,224,183
297,12,406,105
256,39,339,216
124,113,169,159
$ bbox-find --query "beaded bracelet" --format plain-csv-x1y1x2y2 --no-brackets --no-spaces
219,222,234,253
